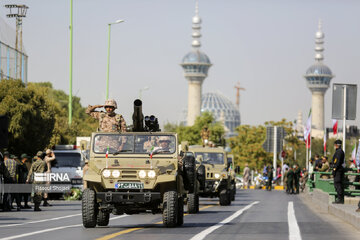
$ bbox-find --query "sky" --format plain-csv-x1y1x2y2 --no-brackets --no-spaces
0,0,359,129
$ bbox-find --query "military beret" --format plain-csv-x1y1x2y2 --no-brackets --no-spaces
21,153,29,159
36,151,43,157
3,151,9,157
334,139,342,145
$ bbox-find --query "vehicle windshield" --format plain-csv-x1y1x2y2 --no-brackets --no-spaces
93,134,176,154
53,152,81,168
194,152,224,165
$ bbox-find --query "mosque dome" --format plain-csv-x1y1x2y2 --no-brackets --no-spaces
201,92,241,137
182,50,211,64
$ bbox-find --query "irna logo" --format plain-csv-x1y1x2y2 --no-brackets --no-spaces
34,173,70,182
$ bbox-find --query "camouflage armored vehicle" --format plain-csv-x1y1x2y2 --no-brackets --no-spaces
82,100,195,228
188,145,233,206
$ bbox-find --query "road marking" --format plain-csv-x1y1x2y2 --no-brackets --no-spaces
97,205,214,240
0,215,127,240
288,201,302,240
189,201,259,240
0,213,82,228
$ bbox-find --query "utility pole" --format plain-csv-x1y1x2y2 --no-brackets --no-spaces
69,0,73,125
5,4,28,81
234,82,245,109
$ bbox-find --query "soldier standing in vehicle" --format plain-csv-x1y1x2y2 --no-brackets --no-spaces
26,151,46,211
332,139,345,204
200,126,210,147
86,99,127,132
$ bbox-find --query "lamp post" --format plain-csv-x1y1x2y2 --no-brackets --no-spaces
69,0,73,125
106,19,124,100
139,86,150,100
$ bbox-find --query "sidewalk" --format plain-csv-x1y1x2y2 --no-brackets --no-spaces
303,188,360,230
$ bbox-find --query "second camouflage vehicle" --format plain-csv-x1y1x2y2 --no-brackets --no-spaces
82,100,196,228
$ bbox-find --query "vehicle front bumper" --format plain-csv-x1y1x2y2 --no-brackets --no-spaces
97,192,161,203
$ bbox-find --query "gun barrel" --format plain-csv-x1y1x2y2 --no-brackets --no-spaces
132,99,144,132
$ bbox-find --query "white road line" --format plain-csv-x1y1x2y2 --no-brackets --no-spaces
288,201,302,240
189,201,259,240
0,213,82,228
0,215,128,240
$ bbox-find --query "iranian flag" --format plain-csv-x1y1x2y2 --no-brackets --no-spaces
323,133,327,153
351,143,357,164
304,109,312,149
106,145,109,168
332,119,338,135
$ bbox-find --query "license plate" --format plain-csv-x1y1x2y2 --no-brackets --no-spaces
115,182,144,189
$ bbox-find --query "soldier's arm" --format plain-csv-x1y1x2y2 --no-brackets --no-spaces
120,115,127,133
27,165,33,182
333,153,342,170
86,105,103,119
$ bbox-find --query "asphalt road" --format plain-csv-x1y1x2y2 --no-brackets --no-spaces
0,190,359,240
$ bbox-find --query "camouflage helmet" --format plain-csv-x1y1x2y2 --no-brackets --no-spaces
158,136,171,142
104,99,117,109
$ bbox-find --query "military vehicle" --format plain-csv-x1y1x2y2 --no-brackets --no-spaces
82,100,195,228
188,145,233,206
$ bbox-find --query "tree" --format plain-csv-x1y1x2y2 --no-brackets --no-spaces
228,125,271,172
0,79,56,156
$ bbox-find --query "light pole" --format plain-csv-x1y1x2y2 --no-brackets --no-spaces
69,0,73,125
106,19,124,100
139,86,150,100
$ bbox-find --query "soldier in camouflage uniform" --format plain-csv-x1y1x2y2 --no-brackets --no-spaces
86,99,127,133
26,151,46,211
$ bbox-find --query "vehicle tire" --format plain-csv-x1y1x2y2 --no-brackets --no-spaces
219,189,231,206
187,193,199,214
231,183,236,201
97,211,110,226
177,197,184,226
162,191,178,227
82,189,98,228
196,165,206,190
183,156,196,192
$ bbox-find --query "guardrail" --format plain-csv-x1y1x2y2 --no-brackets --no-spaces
308,168,360,197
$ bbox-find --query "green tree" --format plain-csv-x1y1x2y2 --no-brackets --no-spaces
0,79,56,156
228,125,271,171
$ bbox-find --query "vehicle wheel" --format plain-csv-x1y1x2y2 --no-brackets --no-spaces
177,197,184,226
219,189,231,206
82,189,98,228
231,183,236,201
196,165,206,190
187,193,199,214
97,211,110,226
162,191,178,227
183,156,196,192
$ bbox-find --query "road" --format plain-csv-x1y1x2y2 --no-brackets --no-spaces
0,190,359,240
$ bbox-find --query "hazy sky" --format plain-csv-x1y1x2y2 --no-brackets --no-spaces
1,0,359,129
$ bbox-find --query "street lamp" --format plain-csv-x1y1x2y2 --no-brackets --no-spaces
139,86,150,100
106,19,125,100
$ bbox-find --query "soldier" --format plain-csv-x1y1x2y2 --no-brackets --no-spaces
287,166,294,194
243,163,250,189
43,149,55,206
4,152,21,211
86,99,127,133
332,139,345,204
294,164,301,194
0,152,12,211
266,165,273,191
27,151,46,211
319,156,330,179
18,154,32,209
157,136,172,152
200,126,210,147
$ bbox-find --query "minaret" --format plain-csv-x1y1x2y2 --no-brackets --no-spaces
180,1,212,126
304,20,334,136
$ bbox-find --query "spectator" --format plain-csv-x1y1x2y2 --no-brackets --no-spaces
319,156,330,179
243,163,250,189
314,154,322,171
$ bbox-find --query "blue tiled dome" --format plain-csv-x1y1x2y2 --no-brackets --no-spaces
201,92,240,137
182,50,211,64
306,63,332,76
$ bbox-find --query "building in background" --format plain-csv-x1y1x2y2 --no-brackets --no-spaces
201,92,241,137
0,16,28,84
304,20,333,138
180,1,212,126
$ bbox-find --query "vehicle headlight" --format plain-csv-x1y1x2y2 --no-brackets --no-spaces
103,170,111,178
214,173,220,179
112,170,120,178
148,170,156,178
138,170,146,179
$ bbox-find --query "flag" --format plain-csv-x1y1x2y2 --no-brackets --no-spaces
323,133,326,153
351,143,357,164
149,146,155,159
106,145,109,168
306,134,311,149
356,140,360,168
304,109,312,146
332,119,338,135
